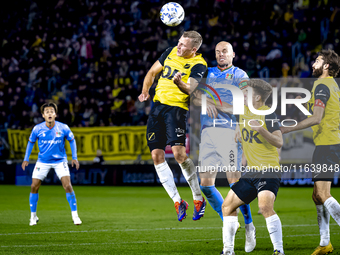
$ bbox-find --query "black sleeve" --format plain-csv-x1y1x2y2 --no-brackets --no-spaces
189,64,207,82
265,112,280,133
158,47,173,66
314,84,330,106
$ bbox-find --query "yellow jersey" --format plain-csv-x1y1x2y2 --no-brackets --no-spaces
154,47,207,110
240,105,280,171
307,77,340,146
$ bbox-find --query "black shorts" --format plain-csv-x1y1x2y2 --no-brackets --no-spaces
232,171,281,204
312,144,340,182
146,102,188,152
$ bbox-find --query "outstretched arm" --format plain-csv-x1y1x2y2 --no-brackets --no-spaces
280,106,324,134
138,60,163,102
192,89,233,117
281,84,329,134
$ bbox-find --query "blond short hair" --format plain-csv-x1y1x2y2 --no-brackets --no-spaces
182,31,202,50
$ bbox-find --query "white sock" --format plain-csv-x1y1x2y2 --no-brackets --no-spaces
316,205,330,246
245,221,255,232
324,197,340,226
222,216,238,253
179,158,203,201
266,214,284,253
31,212,37,218
72,211,79,218
155,161,181,203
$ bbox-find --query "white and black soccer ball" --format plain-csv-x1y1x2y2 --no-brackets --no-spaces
160,2,185,27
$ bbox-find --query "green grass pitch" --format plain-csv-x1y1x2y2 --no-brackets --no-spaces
1,185,339,254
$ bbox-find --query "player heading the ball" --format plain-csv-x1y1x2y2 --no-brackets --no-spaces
139,31,207,222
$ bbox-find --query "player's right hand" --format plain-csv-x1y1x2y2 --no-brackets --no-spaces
206,104,218,119
22,161,29,171
138,91,150,102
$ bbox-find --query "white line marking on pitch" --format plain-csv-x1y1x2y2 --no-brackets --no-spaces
1,233,339,248
0,223,337,236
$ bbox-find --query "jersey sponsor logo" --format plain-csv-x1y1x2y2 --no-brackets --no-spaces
161,65,186,80
41,140,62,144
184,63,191,69
147,132,155,141
242,128,262,144
316,92,327,96
229,150,235,166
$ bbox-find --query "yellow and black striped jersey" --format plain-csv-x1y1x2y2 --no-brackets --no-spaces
154,47,207,110
307,77,340,146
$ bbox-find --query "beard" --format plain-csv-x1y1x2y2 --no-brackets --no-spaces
312,66,323,77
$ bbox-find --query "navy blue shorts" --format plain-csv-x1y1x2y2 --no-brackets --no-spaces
312,144,340,182
146,102,188,152
232,171,281,204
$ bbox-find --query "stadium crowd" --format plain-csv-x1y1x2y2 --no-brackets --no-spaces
0,0,339,131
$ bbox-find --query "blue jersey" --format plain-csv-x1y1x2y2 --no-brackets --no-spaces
199,65,249,131
28,121,75,163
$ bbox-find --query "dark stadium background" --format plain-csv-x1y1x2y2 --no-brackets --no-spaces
1,0,340,185
1,1,340,255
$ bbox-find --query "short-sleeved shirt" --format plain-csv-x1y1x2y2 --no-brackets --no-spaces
199,65,249,131
307,77,340,146
154,47,207,110
29,121,75,163
240,105,280,170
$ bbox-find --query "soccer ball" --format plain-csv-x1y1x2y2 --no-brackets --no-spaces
160,2,185,27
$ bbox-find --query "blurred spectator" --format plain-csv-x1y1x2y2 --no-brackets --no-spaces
0,0,339,132
93,149,105,165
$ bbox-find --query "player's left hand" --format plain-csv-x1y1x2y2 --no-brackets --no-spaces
172,72,182,85
72,159,80,170
248,120,262,132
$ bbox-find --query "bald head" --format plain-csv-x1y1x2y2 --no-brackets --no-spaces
215,41,235,68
